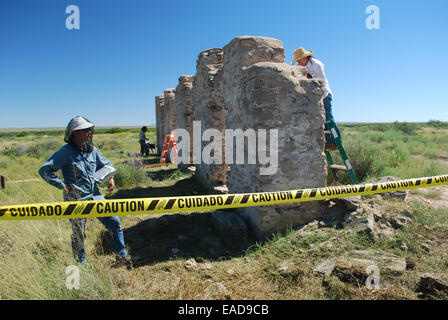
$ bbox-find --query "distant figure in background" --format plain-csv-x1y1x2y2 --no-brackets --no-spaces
38,116,138,266
139,126,156,156
139,126,149,156
291,47,340,151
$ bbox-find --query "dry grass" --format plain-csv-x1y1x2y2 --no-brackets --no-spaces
0,126,447,300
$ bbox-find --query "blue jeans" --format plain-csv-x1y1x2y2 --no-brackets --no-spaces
323,94,342,144
70,216,128,263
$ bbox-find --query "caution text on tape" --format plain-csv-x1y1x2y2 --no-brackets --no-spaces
0,174,447,221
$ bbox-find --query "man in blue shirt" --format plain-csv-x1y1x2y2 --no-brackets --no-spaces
39,116,137,265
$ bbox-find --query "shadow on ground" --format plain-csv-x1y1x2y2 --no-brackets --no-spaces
125,210,257,267
100,173,258,267
96,209,258,267
99,171,352,268
109,173,209,199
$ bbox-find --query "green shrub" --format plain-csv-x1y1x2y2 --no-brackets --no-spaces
27,145,42,158
421,161,445,177
368,123,392,132
104,127,125,134
96,139,124,151
392,121,418,135
2,144,29,157
426,120,448,129
15,131,31,137
2,141,61,159
346,142,386,182
113,163,150,188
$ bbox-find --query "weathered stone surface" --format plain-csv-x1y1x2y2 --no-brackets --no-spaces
201,282,230,300
175,75,195,168
388,214,412,229
155,94,165,154
352,250,406,273
334,196,361,211
222,36,327,239
343,211,358,223
415,273,448,297
184,258,198,270
295,220,320,239
346,213,375,237
277,260,295,276
157,35,336,239
210,210,247,239
163,88,176,137
192,48,229,191
333,250,406,284
162,88,176,162
314,258,336,277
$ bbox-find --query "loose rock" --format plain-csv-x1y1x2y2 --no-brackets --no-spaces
335,196,361,211
333,250,406,284
415,273,448,297
313,258,336,277
378,176,409,200
346,213,375,237
184,258,198,271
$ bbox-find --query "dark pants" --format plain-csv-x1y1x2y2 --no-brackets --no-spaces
323,94,342,144
140,140,149,156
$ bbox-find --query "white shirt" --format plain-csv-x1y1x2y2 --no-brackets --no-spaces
305,57,332,98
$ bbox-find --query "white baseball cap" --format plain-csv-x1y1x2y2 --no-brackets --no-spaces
64,116,95,142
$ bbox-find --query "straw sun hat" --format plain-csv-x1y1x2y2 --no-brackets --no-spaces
291,47,313,65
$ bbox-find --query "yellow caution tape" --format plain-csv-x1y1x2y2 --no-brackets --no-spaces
0,174,447,221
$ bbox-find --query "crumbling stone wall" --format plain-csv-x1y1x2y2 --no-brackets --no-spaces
155,94,165,154
159,88,176,162
175,75,195,168
163,88,176,137
192,49,229,192
154,35,329,239
223,36,327,239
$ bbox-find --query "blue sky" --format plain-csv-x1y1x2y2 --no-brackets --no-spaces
0,0,447,128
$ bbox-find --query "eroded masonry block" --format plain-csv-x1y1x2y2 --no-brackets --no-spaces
175,75,195,168
155,94,165,154
161,88,176,161
192,48,229,192
163,88,176,137
223,36,327,239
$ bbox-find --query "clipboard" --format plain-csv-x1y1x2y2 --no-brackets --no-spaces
93,165,117,185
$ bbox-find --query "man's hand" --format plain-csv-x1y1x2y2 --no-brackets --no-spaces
300,68,309,77
107,178,115,192
63,184,73,193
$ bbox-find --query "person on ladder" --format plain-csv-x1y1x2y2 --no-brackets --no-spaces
291,47,341,151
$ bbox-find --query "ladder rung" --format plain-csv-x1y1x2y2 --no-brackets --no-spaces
330,164,347,171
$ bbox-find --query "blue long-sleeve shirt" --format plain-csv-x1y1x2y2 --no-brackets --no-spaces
39,143,112,201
